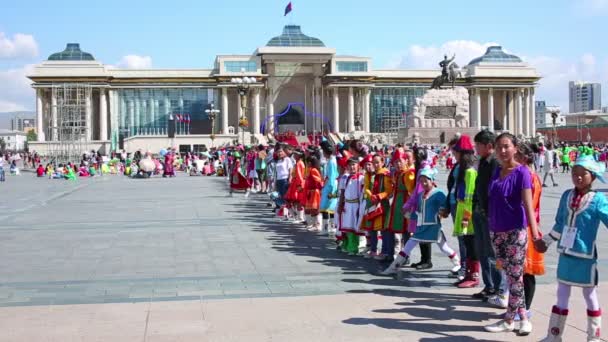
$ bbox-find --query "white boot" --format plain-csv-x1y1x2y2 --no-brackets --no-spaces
305,214,313,228
381,253,409,275
587,310,601,342
282,207,290,221
449,253,461,274
540,306,568,342
298,210,305,224
394,234,402,256
315,215,323,232
358,234,367,254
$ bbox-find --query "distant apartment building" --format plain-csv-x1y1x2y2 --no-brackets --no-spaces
535,101,564,128
569,81,601,113
10,115,36,133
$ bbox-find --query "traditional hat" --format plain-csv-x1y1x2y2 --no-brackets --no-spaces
392,148,407,161
348,157,360,165
574,154,606,183
337,150,352,169
454,134,474,152
419,166,438,181
359,154,373,167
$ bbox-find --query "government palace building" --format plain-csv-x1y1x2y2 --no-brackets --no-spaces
27,24,540,153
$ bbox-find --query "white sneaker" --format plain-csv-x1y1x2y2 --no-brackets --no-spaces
484,319,515,333
487,295,508,309
518,320,532,336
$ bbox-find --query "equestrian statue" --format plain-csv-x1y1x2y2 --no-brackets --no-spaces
431,54,462,89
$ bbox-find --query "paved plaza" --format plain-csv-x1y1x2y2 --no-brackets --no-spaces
0,170,606,341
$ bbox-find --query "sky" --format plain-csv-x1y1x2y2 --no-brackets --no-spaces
1,0,607,113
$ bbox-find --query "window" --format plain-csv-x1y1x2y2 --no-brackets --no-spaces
224,61,257,73
336,61,368,72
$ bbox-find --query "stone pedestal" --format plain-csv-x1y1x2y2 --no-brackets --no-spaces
402,86,472,144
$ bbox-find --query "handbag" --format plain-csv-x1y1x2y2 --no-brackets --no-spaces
363,202,384,221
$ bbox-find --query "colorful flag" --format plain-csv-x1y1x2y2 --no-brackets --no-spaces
185,114,191,123
176,114,182,122
284,2,292,16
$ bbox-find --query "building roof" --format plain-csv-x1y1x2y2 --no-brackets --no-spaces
266,25,325,47
468,46,522,65
48,43,95,61
0,129,27,136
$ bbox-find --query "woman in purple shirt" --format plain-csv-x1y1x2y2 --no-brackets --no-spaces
484,133,541,336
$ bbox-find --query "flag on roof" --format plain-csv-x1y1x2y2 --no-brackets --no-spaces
284,2,292,16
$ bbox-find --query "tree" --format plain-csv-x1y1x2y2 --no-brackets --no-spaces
26,130,37,142
0,138,5,152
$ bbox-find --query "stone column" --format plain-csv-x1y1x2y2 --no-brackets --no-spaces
523,88,530,136
253,89,260,135
85,90,92,140
487,88,494,131
128,100,135,136
149,97,155,134
530,88,536,137
134,99,140,135
348,87,355,132
333,88,340,133
50,91,58,141
236,90,242,118
100,89,108,141
364,88,371,132
221,87,229,134
516,89,523,136
502,91,508,131
266,88,275,134
475,89,481,130
36,89,45,141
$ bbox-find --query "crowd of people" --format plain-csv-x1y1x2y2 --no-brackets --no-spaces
225,131,606,341
1,133,607,340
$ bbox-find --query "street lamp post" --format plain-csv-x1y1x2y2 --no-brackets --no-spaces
205,102,220,147
230,74,256,145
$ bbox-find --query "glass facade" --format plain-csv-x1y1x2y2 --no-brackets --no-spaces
336,61,367,72
114,88,218,141
370,87,425,133
224,61,257,73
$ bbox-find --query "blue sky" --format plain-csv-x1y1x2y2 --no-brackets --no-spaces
1,0,607,112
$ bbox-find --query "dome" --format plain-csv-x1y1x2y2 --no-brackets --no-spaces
48,43,95,61
266,25,325,47
468,46,522,65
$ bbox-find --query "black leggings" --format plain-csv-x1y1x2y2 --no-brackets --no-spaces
420,243,432,263
321,212,334,220
523,274,536,310
463,235,478,261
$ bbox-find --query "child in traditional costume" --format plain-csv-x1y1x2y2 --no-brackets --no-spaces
334,151,351,250
386,149,416,257
36,164,45,177
359,155,376,256
285,150,305,222
338,157,364,255
360,154,393,260
320,143,338,235
382,167,461,275
305,156,324,232
229,152,250,193
537,153,608,342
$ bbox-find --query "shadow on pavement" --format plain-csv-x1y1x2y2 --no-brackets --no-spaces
222,192,504,340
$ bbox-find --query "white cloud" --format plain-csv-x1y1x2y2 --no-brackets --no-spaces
392,40,607,113
529,53,607,112
0,64,35,112
583,0,608,11
0,32,38,59
394,40,499,69
116,55,152,69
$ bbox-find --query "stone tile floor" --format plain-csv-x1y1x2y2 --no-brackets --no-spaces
0,170,606,341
